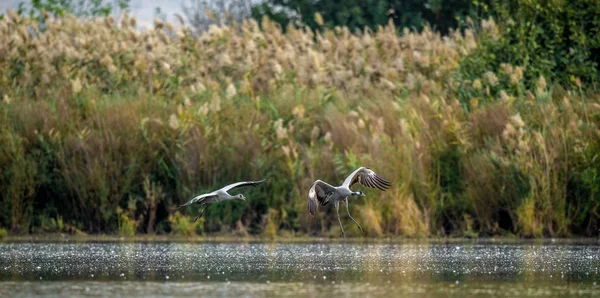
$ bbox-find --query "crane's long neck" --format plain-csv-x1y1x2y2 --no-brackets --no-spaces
220,191,236,200
338,186,363,197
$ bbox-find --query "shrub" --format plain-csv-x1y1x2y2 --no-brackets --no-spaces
261,209,279,239
117,213,137,237
34,215,64,233
169,212,202,237
456,0,600,104
252,0,489,34
117,202,139,237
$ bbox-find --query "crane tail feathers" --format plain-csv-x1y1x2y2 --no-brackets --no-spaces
176,201,193,210
308,184,318,216
308,197,317,216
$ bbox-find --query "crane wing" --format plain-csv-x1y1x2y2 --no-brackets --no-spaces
220,179,266,192
307,180,337,216
176,192,217,210
342,167,391,191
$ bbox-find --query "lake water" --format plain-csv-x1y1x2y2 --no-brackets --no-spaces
1,240,599,297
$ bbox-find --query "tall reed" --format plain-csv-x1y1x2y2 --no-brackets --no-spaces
0,10,599,237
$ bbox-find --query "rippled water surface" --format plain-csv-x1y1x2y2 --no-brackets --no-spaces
1,241,599,297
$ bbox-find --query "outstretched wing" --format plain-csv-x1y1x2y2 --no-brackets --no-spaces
176,192,217,210
307,180,337,216
342,167,391,191
221,179,266,192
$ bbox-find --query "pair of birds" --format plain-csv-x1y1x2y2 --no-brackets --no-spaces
176,167,391,238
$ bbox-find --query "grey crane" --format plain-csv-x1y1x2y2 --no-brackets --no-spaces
176,179,266,222
308,167,391,238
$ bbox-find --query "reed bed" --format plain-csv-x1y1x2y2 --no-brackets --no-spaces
0,11,599,237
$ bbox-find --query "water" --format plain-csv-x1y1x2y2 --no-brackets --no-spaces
1,240,600,297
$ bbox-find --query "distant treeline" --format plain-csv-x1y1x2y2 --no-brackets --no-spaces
0,0,599,238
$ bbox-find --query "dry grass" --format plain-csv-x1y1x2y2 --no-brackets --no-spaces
0,11,599,237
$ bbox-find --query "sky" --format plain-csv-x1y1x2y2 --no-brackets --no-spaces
0,0,195,28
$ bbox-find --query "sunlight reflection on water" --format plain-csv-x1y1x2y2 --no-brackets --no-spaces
1,242,599,297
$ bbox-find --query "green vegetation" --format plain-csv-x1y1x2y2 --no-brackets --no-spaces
168,212,204,236
0,1,599,238
252,0,488,34
457,0,600,95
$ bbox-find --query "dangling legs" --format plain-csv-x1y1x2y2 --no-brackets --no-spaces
335,201,345,239
192,205,206,222
345,198,363,234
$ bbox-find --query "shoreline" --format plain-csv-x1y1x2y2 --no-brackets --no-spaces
2,234,599,244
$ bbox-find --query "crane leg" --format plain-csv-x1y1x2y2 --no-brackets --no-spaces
345,198,363,234
336,201,345,239
192,205,206,223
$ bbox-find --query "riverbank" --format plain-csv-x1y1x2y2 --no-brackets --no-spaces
2,234,600,245
1,12,600,238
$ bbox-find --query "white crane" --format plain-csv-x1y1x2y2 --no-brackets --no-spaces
308,167,391,238
177,179,266,222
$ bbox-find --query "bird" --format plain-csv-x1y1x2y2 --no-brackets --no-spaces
176,179,266,222
307,167,391,238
